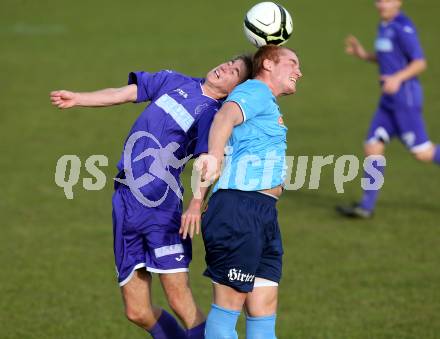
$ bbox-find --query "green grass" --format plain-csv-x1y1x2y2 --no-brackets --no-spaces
1,0,440,338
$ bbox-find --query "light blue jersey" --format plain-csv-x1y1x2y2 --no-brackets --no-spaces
214,79,287,192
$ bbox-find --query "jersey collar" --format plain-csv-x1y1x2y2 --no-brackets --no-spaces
199,79,221,103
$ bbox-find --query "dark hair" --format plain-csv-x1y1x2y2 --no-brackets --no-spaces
252,45,295,77
232,53,253,82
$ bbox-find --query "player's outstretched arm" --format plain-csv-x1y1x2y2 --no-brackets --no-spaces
345,35,377,63
50,84,138,109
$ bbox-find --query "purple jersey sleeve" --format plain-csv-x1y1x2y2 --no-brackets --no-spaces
191,109,217,157
396,23,424,61
128,70,172,103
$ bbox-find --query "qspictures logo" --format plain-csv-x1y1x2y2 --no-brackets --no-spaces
54,130,386,206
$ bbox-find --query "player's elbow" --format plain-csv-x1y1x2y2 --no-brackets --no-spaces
115,85,137,104
417,59,427,72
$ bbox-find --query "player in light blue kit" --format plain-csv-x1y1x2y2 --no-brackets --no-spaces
50,55,252,339
190,45,303,338
337,0,440,218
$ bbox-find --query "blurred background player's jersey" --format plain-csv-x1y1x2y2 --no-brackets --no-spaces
375,12,424,81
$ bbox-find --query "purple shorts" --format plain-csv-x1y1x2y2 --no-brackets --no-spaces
366,87,432,153
112,186,191,286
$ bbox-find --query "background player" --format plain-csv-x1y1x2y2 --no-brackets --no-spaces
337,0,440,218
188,45,302,338
50,55,252,338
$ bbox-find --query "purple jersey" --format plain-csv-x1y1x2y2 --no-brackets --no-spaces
116,70,221,214
112,70,223,284
376,12,424,115
375,12,424,78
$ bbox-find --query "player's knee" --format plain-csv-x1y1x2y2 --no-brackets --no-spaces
125,306,152,327
364,142,385,156
246,295,277,317
247,302,277,318
413,149,433,163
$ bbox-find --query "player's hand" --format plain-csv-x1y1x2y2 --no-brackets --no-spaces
195,154,222,182
50,90,78,109
380,74,402,94
180,199,202,239
345,35,368,60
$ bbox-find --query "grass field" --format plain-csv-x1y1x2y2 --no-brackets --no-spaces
1,0,440,338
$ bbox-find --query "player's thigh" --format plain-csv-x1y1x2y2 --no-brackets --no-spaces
113,187,149,286
365,104,396,150
143,222,192,274
202,190,265,293
245,284,278,317
212,282,247,311
394,104,431,153
255,208,283,290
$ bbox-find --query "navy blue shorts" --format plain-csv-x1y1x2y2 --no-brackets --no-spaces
202,189,283,293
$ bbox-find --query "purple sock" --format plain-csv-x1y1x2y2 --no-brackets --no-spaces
148,310,186,339
433,145,440,165
359,158,386,212
186,321,205,339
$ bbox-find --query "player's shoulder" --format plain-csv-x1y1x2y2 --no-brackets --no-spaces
156,69,192,81
393,12,417,34
156,70,204,93
231,79,271,97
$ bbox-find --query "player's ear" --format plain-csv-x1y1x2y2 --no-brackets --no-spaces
262,59,273,71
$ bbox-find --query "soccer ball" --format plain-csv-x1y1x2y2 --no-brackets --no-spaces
243,2,293,47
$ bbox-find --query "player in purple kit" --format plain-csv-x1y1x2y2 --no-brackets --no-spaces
50,55,252,338
337,0,440,218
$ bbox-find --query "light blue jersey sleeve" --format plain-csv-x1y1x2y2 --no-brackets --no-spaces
224,81,268,122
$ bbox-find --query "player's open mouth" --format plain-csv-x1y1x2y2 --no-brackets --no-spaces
289,77,296,83
215,70,220,79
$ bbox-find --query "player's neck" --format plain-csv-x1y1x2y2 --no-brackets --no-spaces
381,10,401,23
201,82,224,100
255,76,279,97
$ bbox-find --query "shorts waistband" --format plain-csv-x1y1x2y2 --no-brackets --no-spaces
215,189,277,206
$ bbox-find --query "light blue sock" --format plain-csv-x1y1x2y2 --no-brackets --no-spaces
246,314,277,339
205,304,240,339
